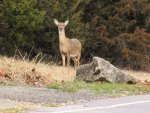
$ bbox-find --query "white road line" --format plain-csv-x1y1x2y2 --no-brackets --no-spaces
52,100,150,113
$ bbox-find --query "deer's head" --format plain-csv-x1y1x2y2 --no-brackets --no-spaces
54,19,69,32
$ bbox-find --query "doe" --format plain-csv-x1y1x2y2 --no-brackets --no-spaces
54,19,81,70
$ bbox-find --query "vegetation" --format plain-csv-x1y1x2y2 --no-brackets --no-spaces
47,81,150,96
0,0,150,71
43,103,63,107
82,0,150,71
0,107,29,113
0,56,149,86
0,56,76,86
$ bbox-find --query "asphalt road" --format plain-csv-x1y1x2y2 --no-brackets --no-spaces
27,94,150,113
0,86,100,104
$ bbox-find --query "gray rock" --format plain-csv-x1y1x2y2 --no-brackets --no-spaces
76,57,137,83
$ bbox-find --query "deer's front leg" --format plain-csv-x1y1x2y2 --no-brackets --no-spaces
67,54,71,73
67,54,70,68
61,52,66,66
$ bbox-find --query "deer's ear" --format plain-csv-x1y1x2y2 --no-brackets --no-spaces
64,20,69,26
54,19,59,25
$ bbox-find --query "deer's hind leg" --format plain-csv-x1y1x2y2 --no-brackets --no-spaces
77,54,80,66
72,57,78,70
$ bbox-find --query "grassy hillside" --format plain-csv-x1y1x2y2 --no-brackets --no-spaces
0,55,75,86
0,56,149,86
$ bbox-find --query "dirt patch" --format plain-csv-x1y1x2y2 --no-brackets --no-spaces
123,70,150,85
0,68,52,86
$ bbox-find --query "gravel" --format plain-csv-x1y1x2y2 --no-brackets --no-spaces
0,86,102,104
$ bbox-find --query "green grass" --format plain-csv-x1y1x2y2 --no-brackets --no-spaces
47,81,150,96
43,103,64,107
0,107,29,113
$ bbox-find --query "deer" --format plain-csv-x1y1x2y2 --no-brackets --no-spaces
54,19,81,71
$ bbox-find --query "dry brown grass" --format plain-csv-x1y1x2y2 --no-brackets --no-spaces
123,70,150,81
0,56,76,86
0,55,149,86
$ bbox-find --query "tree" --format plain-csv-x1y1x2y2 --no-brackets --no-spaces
81,0,150,70
0,1,9,54
118,28,150,71
2,0,46,55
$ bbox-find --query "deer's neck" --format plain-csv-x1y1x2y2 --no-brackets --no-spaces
59,30,66,43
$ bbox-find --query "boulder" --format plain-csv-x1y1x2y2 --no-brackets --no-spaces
76,57,137,84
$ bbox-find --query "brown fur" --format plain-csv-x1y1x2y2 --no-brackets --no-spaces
54,19,81,70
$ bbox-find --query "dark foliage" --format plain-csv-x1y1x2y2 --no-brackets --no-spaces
0,0,150,71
